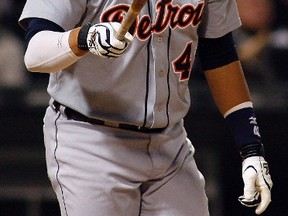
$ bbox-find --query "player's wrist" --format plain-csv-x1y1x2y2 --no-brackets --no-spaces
69,27,89,56
77,23,92,51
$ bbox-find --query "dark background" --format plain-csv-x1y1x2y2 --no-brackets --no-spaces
0,0,287,216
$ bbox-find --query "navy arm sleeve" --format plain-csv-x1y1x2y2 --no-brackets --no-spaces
25,18,65,46
198,32,239,70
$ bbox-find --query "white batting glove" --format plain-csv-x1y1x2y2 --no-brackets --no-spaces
238,156,273,215
85,22,133,58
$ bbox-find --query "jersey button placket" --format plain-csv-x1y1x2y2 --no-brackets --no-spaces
152,32,169,128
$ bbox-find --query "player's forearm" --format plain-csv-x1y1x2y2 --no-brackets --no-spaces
24,29,87,73
204,60,252,116
205,60,263,155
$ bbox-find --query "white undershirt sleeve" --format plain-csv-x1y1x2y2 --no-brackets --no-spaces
24,30,83,73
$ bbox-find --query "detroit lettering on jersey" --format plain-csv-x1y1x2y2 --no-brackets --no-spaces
101,0,205,82
101,0,205,41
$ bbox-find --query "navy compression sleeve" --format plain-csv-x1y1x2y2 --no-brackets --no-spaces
198,32,239,70
25,18,65,45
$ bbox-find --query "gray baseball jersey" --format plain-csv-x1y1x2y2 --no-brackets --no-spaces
19,0,241,129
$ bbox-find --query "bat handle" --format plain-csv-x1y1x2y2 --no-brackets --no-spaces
116,0,148,40
116,9,138,40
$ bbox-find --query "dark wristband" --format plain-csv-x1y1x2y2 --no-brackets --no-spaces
240,143,265,160
225,107,261,149
78,22,92,50
224,107,266,159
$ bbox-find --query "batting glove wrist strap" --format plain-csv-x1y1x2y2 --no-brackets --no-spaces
239,156,273,215
78,22,92,50
240,143,265,160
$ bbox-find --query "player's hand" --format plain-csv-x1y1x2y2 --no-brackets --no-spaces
86,22,133,58
238,156,273,215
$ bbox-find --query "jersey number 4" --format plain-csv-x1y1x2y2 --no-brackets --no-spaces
172,42,193,82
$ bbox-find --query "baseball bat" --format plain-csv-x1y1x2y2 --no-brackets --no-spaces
116,0,148,40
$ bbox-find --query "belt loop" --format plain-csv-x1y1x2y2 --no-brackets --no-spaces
51,100,60,112
59,105,67,117
52,100,67,118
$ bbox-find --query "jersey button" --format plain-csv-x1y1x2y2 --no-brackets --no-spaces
159,71,165,77
157,36,163,43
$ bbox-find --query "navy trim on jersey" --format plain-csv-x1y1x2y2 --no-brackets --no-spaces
198,32,239,70
25,18,65,46
165,27,172,128
143,37,151,128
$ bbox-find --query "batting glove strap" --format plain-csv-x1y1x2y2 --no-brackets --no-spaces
239,156,273,215
78,22,92,50
240,143,265,160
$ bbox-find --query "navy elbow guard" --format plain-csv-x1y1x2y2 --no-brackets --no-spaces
225,106,265,159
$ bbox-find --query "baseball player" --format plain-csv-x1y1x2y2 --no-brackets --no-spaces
19,0,272,216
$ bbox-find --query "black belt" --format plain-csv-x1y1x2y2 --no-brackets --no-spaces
53,101,165,133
